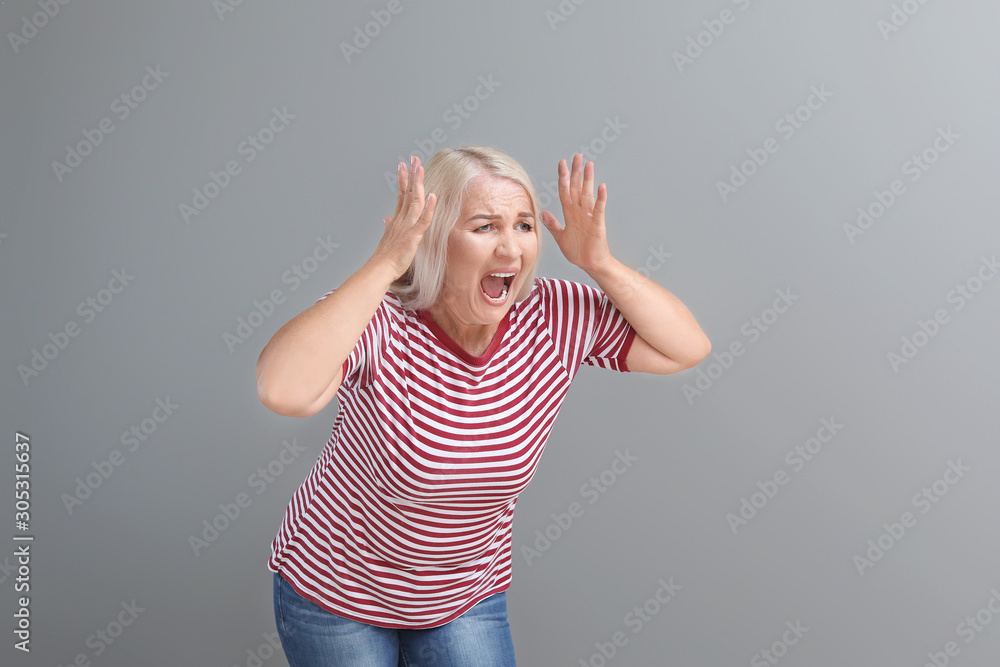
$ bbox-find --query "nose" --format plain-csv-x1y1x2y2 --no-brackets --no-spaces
495,227,521,258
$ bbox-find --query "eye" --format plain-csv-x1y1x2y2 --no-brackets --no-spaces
474,220,534,232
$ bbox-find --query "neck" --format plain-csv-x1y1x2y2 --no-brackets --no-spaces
426,302,501,352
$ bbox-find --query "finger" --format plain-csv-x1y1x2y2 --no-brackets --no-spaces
406,157,417,200
582,160,595,210
396,160,413,220
557,159,572,211
541,210,562,236
419,192,436,226
594,183,607,220
392,162,406,219
570,153,584,206
400,157,418,219
408,163,425,221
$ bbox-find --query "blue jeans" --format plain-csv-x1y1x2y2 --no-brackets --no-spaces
273,571,517,666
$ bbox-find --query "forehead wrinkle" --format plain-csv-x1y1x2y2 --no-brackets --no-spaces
462,189,533,223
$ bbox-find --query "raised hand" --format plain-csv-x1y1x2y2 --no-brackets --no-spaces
540,153,612,273
372,156,437,281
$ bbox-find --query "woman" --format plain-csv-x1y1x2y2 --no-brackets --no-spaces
256,146,711,666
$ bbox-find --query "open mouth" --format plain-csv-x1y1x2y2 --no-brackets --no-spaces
479,271,516,304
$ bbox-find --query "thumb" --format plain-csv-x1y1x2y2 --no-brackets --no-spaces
540,211,560,233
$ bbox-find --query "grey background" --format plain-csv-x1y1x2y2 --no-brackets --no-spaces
2,0,999,665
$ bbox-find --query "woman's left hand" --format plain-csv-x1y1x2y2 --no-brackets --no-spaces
540,154,614,274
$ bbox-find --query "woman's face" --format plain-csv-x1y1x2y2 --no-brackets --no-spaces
438,174,538,326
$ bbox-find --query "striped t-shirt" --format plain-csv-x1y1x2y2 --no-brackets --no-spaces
266,276,637,628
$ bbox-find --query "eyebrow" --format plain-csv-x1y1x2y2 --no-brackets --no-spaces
466,212,534,222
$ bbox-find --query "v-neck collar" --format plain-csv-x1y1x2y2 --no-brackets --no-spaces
416,306,513,366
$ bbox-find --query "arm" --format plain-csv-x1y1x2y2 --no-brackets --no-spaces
255,257,397,418
258,155,436,416
540,154,710,375
585,257,711,374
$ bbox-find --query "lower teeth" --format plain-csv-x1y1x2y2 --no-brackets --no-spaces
485,284,508,301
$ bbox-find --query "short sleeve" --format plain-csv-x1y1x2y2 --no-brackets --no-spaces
314,287,399,392
538,278,636,375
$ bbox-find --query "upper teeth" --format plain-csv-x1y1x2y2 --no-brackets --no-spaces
489,272,515,277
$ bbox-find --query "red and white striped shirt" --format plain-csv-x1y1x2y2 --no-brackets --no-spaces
267,276,636,628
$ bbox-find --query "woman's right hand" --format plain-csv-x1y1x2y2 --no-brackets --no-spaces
371,155,436,282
